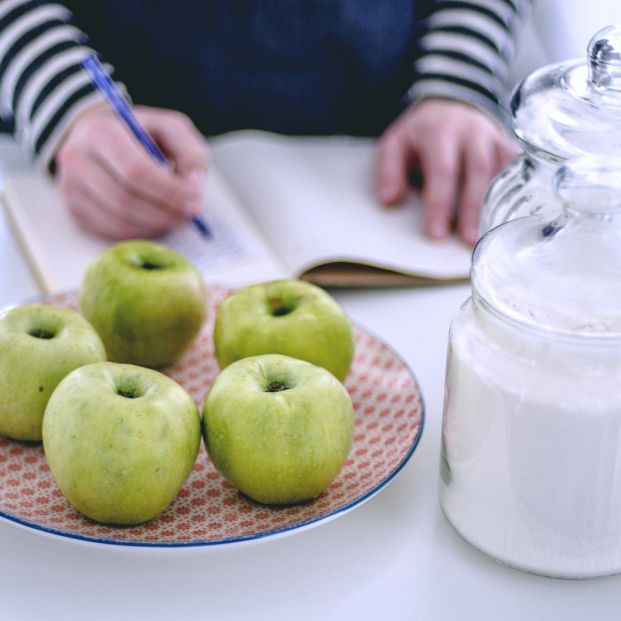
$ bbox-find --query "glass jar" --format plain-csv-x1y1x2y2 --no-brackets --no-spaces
440,157,621,578
480,25,621,235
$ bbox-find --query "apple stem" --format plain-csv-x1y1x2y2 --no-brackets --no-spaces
265,381,288,392
272,306,291,316
140,262,162,270
117,389,138,399
28,329,55,339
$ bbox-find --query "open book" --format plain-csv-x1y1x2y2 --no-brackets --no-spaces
2,130,472,292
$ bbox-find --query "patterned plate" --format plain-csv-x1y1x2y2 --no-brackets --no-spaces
0,287,424,548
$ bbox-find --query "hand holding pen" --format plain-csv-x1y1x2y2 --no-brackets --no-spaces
54,56,211,240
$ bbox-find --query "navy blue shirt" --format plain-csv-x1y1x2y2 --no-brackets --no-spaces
66,1,423,137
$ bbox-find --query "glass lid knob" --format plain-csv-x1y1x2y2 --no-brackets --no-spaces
588,25,621,94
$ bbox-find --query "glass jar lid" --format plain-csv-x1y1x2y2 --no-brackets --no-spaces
512,25,621,163
472,156,621,337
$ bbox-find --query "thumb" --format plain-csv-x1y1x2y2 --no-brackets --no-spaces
138,109,210,194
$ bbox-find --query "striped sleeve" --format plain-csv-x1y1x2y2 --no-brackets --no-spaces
408,0,534,126
0,0,122,170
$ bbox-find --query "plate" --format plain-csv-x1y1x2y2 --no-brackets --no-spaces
0,287,424,547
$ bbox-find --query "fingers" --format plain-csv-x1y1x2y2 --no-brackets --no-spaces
457,138,496,244
55,105,210,240
85,124,201,219
376,129,410,206
456,131,518,245
378,100,519,245
58,155,184,237
419,135,460,240
68,192,145,240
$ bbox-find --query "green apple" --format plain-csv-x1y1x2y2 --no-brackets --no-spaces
80,240,207,369
43,361,201,525
0,304,106,441
203,354,354,505
214,279,355,382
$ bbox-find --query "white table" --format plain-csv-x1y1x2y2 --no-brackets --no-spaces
2,146,621,621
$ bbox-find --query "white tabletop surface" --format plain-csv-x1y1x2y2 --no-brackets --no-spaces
1,143,621,621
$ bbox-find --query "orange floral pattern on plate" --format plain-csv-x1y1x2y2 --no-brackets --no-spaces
0,287,424,547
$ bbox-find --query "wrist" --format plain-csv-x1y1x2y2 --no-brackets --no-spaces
46,95,110,176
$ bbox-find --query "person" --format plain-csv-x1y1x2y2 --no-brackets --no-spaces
0,0,532,244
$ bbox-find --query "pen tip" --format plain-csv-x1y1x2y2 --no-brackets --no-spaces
191,216,212,238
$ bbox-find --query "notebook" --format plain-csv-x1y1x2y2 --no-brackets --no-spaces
2,130,472,293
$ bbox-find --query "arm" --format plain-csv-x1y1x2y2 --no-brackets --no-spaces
0,0,208,238
409,0,533,125
377,0,534,244
0,0,107,168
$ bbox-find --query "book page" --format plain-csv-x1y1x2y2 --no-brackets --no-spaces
164,167,288,286
211,131,472,281
2,162,287,293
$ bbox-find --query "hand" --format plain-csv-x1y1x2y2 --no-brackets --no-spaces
55,105,210,239
376,98,517,245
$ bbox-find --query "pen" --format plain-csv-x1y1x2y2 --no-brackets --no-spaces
81,54,211,238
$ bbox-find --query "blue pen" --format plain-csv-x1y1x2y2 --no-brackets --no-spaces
81,54,211,238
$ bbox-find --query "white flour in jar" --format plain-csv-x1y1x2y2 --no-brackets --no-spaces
440,299,621,578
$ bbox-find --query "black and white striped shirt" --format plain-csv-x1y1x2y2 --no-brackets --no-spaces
0,0,532,170
411,0,532,122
